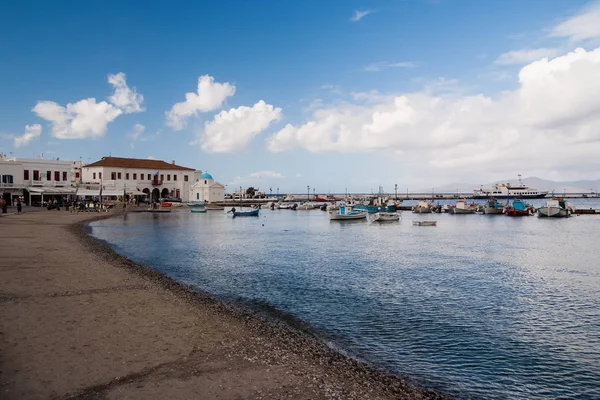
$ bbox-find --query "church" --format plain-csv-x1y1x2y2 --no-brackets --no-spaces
189,172,225,203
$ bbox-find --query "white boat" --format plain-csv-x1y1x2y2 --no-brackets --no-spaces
473,174,548,199
482,198,505,214
278,203,294,209
283,195,295,202
329,205,367,221
296,202,314,210
412,200,433,213
372,212,400,222
538,198,573,218
413,220,437,226
451,200,477,214
326,203,340,211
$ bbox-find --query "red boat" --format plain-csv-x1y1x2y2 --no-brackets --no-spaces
315,195,336,202
504,199,534,216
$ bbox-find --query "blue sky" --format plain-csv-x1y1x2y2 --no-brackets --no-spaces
2,0,600,193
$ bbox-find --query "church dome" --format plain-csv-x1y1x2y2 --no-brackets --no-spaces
200,172,213,180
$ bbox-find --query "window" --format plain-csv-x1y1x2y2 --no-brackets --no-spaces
117,172,122,179
196,193,199,200
24,170,29,180
111,172,116,180
160,174,164,181
204,180,207,184
99,172,102,179
126,173,130,180
33,170,39,180
63,172,67,181
76,172,80,178
167,174,170,181
184,175,188,182
47,171,51,180
2,175,13,184
174,175,177,181
93,172,96,179
133,173,137,180
147,174,151,180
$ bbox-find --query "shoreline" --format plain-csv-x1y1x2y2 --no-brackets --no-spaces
1,211,449,399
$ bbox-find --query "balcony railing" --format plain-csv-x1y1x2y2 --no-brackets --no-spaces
151,179,163,186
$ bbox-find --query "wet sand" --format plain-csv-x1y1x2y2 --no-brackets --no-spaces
0,210,447,399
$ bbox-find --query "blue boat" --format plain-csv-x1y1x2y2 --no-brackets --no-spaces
190,208,207,213
187,202,205,207
354,205,383,214
232,209,259,217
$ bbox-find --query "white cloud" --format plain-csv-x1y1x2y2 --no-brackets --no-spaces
147,156,155,160
128,123,145,140
33,99,122,139
199,100,282,153
13,124,42,147
166,75,236,130
350,9,373,22
494,48,558,65
364,61,417,72
108,72,145,113
249,171,284,179
230,170,285,186
550,1,600,41
267,47,600,177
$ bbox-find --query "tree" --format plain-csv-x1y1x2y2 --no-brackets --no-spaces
246,187,256,198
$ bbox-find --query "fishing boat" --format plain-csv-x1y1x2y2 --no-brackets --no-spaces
451,200,477,214
160,201,173,207
296,202,314,210
230,208,260,217
504,199,535,217
329,205,367,221
413,220,437,226
205,204,224,210
315,195,336,202
538,198,573,218
412,200,433,213
190,208,207,213
482,198,505,214
372,212,400,222
187,202,206,207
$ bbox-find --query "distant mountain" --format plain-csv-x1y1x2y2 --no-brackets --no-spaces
424,177,600,194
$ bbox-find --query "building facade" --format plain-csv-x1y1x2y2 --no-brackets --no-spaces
0,154,75,205
81,157,201,202
189,173,225,203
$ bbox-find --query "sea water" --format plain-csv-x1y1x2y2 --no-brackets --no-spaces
90,201,600,399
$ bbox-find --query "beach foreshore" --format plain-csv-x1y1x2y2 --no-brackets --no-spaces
0,211,448,400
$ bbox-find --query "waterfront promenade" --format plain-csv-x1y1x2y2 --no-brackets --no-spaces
0,211,442,400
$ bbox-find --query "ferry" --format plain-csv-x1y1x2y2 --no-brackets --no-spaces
473,175,548,199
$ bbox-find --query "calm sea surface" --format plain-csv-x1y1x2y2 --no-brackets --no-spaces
90,199,600,399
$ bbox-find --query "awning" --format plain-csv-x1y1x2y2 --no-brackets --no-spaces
27,187,77,195
100,189,124,197
76,188,100,197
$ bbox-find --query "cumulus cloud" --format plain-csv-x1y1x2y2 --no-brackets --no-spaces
230,170,284,186
267,47,600,176
108,72,145,113
550,1,600,41
249,171,284,179
33,99,122,139
364,61,417,72
494,48,558,65
350,10,373,22
13,124,42,147
166,75,236,130
199,100,282,153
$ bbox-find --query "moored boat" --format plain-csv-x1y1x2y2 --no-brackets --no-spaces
190,207,207,213
160,201,173,207
483,198,505,214
187,202,206,207
372,212,400,222
473,175,548,199
538,198,573,218
451,200,477,214
329,205,367,221
233,209,259,217
504,199,535,217
412,200,433,213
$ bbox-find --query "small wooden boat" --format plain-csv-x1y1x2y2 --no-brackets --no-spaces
205,205,224,210
412,200,433,213
160,202,173,207
329,205,367,221
413,220,437,226
232,209,259,217
187,202,206,207
451,200,477,214
504,199,534,217
190,208,207,213
538,198,573,218
372,212,400,222
483,198,505,214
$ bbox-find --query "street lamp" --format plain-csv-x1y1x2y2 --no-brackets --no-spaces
307,185,310,202
395,184,398,200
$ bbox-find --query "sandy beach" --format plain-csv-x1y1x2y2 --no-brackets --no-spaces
0,210,446,400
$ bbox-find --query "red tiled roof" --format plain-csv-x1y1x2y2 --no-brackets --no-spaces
85,157,195,171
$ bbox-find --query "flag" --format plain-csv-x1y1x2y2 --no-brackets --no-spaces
154,171,159,177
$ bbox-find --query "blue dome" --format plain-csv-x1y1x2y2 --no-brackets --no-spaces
200,172,213,180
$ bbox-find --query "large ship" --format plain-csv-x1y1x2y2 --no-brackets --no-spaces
473,175,548,199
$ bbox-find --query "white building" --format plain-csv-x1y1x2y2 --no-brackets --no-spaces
189,173,225,203
0,154,75,205
81,156,201,202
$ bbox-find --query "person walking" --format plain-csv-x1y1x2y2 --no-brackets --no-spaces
16,199,22,214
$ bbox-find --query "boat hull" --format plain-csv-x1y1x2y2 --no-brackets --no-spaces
483,207,504,215
190,208,207,213
412,207,432,214
372,212,400,222
329,212,367,220
452,208,475,214
505,209,531,217
187,202,206,207
233,210,259,217
538,206,569,218
413,221,437,226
